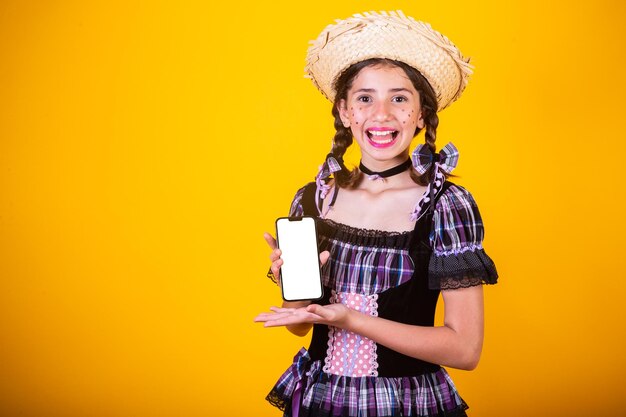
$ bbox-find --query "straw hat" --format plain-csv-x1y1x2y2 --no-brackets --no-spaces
305,10,473,110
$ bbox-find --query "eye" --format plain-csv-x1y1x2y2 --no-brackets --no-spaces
356,95,372,103
392,96,408,103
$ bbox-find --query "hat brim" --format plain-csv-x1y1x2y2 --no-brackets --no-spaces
305,11,473,110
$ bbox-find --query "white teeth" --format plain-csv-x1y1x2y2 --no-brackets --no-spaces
371,137,393,144
368,130,396,144
369,130,395,136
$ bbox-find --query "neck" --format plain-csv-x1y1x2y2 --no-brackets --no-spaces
359,158,412,180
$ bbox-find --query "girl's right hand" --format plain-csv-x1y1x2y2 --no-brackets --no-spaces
262,231,330,336
264,232,283,285
263,232,330,287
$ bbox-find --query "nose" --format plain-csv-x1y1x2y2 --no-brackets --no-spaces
372,100,392,121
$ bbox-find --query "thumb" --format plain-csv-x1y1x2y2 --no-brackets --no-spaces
306,304,331,320
319,250,330,266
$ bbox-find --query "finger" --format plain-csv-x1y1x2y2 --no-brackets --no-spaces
319,250,330,266
271,259,283,278
254,312,290,322
254,305,324,326
306,304,322,315
306,304,333,320
253,306,294,322
263,312,323,327
254,310,302,323
264,232,277,250
269,248,282,263
255,313,292,323
253,313,272,322
254,308,291,321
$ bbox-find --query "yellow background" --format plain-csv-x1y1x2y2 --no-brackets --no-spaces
1,1,625,416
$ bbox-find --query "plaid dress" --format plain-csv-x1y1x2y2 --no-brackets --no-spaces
267,181,498,417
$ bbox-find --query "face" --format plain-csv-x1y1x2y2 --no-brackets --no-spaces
338,64,425,170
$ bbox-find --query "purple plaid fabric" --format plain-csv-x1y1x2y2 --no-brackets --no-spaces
411,142,459,175
288,185,307,217
428,185,498,290
317,156,343,180
267,349,468,417
430,185,484,255
318,220,415,294
286,183,497,292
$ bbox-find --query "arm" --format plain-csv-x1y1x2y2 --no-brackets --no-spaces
256,285,484,370
345,285,484,370
344,185,493,369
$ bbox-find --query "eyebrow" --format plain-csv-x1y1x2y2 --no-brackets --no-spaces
353,88,414,95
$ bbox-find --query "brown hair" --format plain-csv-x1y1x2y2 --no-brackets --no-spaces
330,58,440,188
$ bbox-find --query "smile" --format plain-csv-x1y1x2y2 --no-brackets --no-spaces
366,129,399,148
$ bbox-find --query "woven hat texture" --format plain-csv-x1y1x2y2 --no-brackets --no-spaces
305,10,473,110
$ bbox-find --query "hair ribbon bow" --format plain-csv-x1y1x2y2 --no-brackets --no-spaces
315,153,345,214
411,142,459,175
317,153,344,183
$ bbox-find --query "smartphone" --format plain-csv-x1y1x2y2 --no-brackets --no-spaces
275,216,324,301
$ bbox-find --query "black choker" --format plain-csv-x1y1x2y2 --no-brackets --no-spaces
359,158,412,179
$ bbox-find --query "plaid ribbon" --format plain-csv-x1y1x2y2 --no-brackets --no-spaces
317,153,343,181
315,153,344,205
411,142,459,175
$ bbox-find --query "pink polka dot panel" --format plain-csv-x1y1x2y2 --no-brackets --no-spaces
323,291,380,377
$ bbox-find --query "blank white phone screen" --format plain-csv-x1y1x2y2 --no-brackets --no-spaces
276,217,322,301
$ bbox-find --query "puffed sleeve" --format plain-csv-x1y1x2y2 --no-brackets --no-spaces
428,184,498,290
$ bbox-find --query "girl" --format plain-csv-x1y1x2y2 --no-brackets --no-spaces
255,11,498,417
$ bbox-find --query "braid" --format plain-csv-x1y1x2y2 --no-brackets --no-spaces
423,107,438,153
423,105,439,184
330,106,353,158
410,94,440,185
330,105,362,187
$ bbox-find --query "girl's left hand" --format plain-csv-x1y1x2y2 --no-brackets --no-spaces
254,303,351,329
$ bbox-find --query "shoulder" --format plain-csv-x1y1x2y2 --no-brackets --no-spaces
431,181,485,250
291,183,310,200
288,182,316,217
435,182,480,213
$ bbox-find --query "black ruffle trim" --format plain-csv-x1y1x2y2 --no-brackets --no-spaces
428,248,498,290
266,389,289,412
317,218,414,249
280,403,468,417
